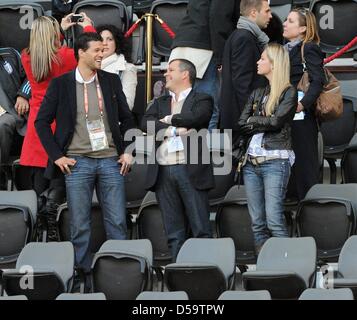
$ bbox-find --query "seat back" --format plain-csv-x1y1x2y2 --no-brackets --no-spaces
338,235,357,279
320,96,357,155
91,239,153,300
0,190,37,265
136,192,172,266
164,238,235,300
310,0,357,55
72,0,130,45
299,288,354,300
150,0,188,60
342,132,357,183
136,291,189,300
257,237,317,287
125,152,149,210
56,293,107,300
218,290,272,300
270,0,292,23
0,295,28,300
216,186,294,265
0,2,44,51
3,242,74,299
57,202,107,254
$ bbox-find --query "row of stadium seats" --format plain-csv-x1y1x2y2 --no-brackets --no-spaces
1,236,357,299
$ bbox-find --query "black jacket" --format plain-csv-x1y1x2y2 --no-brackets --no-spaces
238,85,297,150
141,90,214,191
0,47,31,135
289,41,325,113
219,29,267,132
35,69,136,179
171,0,240,66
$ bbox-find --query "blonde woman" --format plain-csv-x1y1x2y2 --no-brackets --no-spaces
283,8,324,200
20,13,94,195
238,43,297,254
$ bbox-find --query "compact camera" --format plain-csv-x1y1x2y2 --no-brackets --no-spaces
71,14,84,23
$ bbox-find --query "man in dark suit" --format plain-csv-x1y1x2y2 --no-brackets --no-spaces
220,0,272,144
141,59,214,260
35,32,136,271
0,47,30,189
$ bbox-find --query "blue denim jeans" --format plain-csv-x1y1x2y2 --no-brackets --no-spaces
243,159,290,247
65,156,127,271
194,58,219,131
155,165,212,260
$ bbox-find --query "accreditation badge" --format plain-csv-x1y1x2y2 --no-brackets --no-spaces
86,118,109,151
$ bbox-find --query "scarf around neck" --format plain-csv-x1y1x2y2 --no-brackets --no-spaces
237,16,270,48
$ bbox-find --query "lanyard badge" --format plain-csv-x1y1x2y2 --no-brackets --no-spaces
84,76,109,152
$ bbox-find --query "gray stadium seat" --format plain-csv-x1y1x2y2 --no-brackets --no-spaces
56,293,106,300
242,237,317,299
218,290,271,300
136,291,189,300
299,288,354,300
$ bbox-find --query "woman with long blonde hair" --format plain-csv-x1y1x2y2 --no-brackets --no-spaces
238,43,297,254
20,13,95,241
283,8,325,200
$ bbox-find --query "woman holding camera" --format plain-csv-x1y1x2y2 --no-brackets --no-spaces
283,8,325,200
97,24,137,111
20,13,95,240
238,43,297,254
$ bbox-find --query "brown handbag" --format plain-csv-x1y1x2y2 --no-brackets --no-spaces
297,43,343,122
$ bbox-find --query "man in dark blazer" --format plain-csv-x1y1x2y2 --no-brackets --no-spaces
220,0,272,144
35,32,136,271
141,59,214,260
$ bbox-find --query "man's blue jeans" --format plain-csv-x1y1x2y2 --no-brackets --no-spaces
65,156,127,271
243,159,290,247
155,165,212,260
194,58,219,131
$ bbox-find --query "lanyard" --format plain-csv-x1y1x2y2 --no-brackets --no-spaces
83,75,104,119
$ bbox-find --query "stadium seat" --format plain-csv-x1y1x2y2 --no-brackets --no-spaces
218,290,272,300
136,291,188,300
0,1,44,52
342,132,357,183
1,242,75,300
310,0,357,56
242,237,317,299
299,288,354,300
215,186,294,267
333,235,357,298
0,190,37,267
57,202,107,254
71,0,131,46
91,239,153,300
270,0,292,24
164,238,236,300
150,0,188,61
0,295,28,300
296,184,357,262
320,96,357,183
56,292,106,300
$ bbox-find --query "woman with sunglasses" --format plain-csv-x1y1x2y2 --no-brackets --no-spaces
20,13,95,240
283,8,325,200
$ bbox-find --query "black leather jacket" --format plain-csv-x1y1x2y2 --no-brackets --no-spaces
238,85,297,150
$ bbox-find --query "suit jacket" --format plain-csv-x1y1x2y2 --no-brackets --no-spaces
289,41,325,113
219,29,267,133
35,69,136,179
141,90,214,192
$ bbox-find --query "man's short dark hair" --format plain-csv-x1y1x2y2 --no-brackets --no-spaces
240,0,267,16
74,32,103,61
171,59,196,85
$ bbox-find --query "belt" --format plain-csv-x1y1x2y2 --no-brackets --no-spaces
247,155,281,165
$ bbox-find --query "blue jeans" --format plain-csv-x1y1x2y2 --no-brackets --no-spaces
155,165,212,260
65,156,127,271
194,58,219,131
243,159,290,247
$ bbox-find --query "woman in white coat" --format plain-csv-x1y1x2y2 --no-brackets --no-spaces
97,24,138,111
